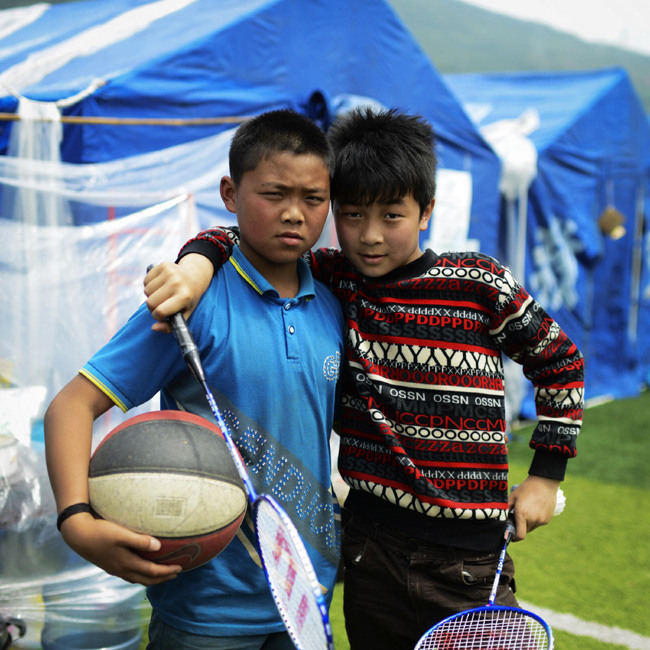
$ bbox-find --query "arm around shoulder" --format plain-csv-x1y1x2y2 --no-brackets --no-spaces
144,256,214,331
143,227,240,331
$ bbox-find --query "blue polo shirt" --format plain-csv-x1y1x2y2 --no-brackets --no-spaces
81,246,345,636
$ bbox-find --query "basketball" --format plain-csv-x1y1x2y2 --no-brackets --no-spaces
88,410,247,571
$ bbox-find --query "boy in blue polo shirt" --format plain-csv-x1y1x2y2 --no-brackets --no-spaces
44,110,345,650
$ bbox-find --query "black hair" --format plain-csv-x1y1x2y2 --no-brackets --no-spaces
229,109,333,185
328,108,437,215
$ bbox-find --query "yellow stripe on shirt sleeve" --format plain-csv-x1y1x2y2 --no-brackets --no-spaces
79,368,129,412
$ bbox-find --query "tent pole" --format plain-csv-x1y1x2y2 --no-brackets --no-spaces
628,182,645,347
515,187,528,283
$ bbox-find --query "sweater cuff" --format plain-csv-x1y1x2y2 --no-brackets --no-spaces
528,449,568,481
177,239,225,274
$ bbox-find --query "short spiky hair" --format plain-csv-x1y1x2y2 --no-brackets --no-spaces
229,109,333,185
328,108,437,214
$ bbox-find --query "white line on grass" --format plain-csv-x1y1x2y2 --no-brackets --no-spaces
519,601,650,650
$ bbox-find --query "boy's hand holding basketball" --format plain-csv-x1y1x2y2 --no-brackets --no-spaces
45,375,181,586
59,511,181,586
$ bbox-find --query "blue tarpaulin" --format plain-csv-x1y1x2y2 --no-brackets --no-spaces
0,0,501,255
445,68,650,405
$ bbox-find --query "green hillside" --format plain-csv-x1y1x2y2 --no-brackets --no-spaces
388,0,650,112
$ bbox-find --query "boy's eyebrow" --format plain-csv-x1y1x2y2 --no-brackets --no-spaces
259,181,328,193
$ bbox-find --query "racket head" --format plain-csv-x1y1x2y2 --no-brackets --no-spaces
253,495,334,650
414,605,553,650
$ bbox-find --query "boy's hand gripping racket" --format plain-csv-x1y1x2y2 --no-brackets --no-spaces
414,515,553,649
169,312,334,650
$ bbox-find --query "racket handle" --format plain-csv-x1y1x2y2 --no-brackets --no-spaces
145,265,207,384
169,312,207,385
489,513,516,605
504,514,516,542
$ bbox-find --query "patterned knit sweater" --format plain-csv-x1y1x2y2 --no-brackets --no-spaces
180,231,585,550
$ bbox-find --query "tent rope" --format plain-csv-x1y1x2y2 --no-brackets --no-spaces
0,113,252,126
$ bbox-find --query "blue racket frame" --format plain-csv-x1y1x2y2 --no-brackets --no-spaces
415,604,553,649
168,311,334,649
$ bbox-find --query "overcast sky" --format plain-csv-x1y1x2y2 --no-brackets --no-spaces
461,0,650,56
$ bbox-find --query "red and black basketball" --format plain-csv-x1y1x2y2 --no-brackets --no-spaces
88,410,246,571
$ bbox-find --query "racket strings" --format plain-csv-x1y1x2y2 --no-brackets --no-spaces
255,498,333,650
416,608,551,649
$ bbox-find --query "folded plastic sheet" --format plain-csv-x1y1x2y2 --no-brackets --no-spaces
0,561,148,649
0,430,149,649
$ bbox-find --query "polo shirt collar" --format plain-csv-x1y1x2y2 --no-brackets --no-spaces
229,246,315,300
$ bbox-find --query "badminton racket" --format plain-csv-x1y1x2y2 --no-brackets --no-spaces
414,515,553,649
168,311,334,650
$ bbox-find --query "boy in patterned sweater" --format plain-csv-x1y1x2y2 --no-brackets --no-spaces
145,108,584,650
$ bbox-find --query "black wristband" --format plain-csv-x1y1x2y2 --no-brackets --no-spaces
56,503,93,531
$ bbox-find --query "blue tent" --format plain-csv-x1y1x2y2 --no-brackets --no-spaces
0,0,511,431
445,68,650,404
0,5,505,637
0,0,501,255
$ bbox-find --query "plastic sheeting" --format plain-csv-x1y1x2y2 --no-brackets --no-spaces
0,423,148,650
0,389,46,530
0,121,233,431
1,194,199,411
0,125,235,225
0,129,245,648
0,0,503,258
1,562,147,650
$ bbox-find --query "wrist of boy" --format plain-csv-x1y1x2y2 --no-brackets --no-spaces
56,503,94,531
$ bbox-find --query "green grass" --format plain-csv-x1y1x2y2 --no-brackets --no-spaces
330,583,348,650
509,391,650,490
502,391,650,648
508,467,650,635
551,632,633,650
138,392,650,649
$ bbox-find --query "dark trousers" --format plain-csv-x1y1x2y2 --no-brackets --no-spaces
342,509,518,650
147,611,294,650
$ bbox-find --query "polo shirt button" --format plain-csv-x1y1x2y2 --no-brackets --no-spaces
288,326,295,334
284,303,291,311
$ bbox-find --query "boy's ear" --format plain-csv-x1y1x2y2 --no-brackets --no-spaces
220,176,237,214
419,198,435,232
